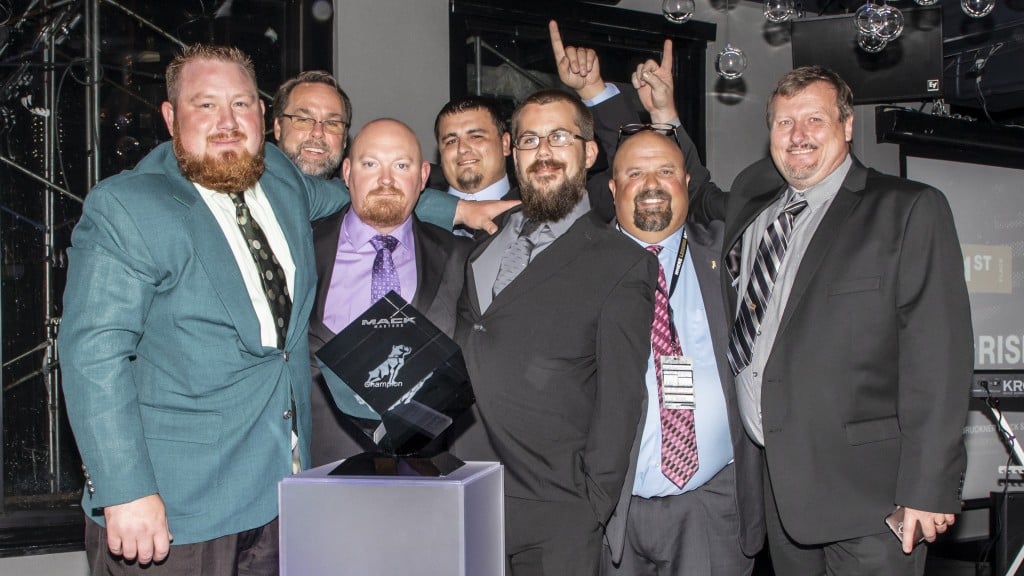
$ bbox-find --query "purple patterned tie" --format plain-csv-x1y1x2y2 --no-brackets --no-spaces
370,235,400,303
647,245,699,488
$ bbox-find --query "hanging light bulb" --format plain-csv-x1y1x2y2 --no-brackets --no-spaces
961,0,995,17
663,0,696,23
875,3,904,40
716,0,747,80
764,0,795,23
854,1,884,35
857,31,888,53
913,0,939,5
716,44,748,79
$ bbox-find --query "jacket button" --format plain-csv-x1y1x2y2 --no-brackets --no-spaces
473,324,486,332
283,410,293,420
283,352,290,361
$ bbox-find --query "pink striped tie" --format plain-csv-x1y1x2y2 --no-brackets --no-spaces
647,245,699,488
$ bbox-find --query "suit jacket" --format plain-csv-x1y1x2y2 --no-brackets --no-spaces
605,219,765,563
307,206,473,466
58,142,457,545
722,156,972,545
454,207,658,526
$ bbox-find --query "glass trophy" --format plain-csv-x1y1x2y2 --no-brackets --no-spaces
314,291,474,476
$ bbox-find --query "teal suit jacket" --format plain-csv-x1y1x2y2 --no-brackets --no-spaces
58,142,455,545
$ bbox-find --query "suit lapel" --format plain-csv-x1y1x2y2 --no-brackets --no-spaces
484,213,595,315
411,218,442,312
184,191,265,355
261,169,314,351
775,161,868,340
309,208,347,347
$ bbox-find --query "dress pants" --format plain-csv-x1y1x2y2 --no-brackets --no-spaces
506,496,602,576
85,516,279,576
601,464,753,576
764,459,926,576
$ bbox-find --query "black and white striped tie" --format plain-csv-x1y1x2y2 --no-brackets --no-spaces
727,197,808,375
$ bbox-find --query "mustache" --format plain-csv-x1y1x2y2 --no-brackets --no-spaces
300,136,331,149
528,159,566,174
207,130,247,144
635,189,672,204
368,186,403,197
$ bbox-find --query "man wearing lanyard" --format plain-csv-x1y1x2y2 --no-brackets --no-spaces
605,129,763,575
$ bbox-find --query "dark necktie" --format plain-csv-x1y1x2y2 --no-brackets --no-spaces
726,197,808,375
492,218,542,297
647,245,699,488
228,192,299,472
228,192,292,349
369,235,401,303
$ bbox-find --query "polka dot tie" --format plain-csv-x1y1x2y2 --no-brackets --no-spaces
229,192,298,472
228,192,292,349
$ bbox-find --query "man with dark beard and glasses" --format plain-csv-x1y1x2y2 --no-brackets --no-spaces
453,88,657,576
58,45,506,576
602,130,763,576
307,118,472,466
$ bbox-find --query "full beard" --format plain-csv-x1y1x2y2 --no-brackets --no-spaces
286,136,341,179
173,129,265,193
359,187,408,229
632,189,674,232
518,159,585,222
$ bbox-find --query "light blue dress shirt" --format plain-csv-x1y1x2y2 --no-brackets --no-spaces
623,226,734,498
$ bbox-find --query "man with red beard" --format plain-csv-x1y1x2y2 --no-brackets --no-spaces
58,45,505,576
453,89,657,576
307,118,472,466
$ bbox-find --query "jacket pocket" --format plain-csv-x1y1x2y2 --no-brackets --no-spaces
828,276,881,296
139,404,221,445
845,415,899,446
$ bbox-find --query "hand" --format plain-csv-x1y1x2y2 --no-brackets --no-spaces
549,20,605,101
631,39,678,124
104,493,173,564
900,507,955,554
454,199,520,235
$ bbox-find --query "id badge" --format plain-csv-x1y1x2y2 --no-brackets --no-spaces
661,355,695,410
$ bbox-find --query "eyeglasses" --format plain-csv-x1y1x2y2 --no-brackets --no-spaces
513,129,586,150
617,123,679,145
280,113,348,135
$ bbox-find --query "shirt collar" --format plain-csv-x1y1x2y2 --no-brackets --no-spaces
788,154,852,209
447,175,510,201
341,209,415,251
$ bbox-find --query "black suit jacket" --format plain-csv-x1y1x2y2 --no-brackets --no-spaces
454,208,657,526
722,157,972,545
307,206,473,466
604,219,766,563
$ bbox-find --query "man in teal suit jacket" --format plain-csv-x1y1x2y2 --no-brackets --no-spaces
57,45,469,575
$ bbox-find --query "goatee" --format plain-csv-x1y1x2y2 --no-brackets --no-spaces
173,128,265,193
632,189,673,233
360,186,407,229
455,170,483,193
518,159,585,222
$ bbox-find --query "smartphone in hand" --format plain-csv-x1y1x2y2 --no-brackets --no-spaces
885,506,925,546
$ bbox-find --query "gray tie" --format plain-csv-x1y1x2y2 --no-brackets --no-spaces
493,219,542,297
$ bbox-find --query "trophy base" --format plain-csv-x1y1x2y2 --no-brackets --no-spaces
328,451,465,477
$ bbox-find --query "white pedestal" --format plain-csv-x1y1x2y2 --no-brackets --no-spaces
279,460,504,576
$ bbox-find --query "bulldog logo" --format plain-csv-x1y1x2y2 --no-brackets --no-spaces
365,344,412,388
